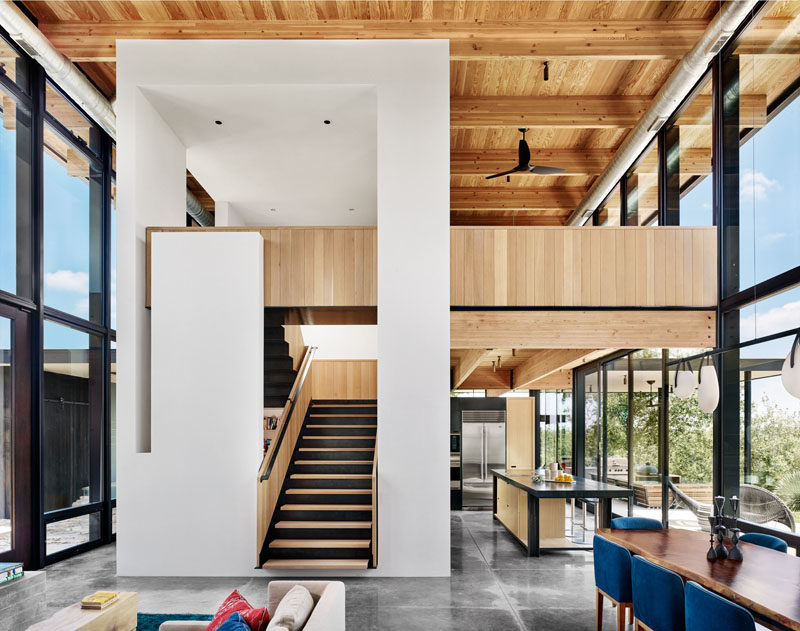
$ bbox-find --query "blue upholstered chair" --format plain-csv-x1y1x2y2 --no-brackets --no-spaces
632,556,685,631
739,532,788,553
610,516,664,529
594,535,633,631
685,581,755,631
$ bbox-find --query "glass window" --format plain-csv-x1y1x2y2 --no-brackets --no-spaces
0,37,28,91
596,184,621,226
110,339,116,500
43,321,102,513
0,85,33,299
0,317,11,553
739,285,800,343
45,82,101,154
734,4,800,289
539,390,573,472
626,142,659,226
43,125,103,322
46,512,101,556
603,357,629,513
110,182,116,330
584,368,600,480
665,75,713,226
737,334,800,534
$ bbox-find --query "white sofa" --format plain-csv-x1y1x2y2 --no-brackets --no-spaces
159,581,345,631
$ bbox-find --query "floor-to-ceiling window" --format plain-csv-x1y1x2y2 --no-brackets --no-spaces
0,28,115,568
538,390,573,472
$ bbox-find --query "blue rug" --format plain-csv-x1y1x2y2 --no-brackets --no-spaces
137,613,212,630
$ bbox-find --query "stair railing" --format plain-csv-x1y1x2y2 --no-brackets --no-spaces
256,345,316,559
371,455,378,568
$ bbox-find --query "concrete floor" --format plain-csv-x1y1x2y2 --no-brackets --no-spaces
38,511,623,630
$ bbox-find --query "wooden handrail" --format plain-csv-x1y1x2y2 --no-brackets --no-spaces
371,456,378,567
258,345,316,481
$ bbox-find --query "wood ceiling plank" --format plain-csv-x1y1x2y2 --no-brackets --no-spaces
450,212,567,227
460,365,512,390
451,188,585,211
514,348,609,389
451,149,615,176
450,310,716,349
452,348,491,389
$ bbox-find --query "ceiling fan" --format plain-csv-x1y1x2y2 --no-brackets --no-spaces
485,128,566,180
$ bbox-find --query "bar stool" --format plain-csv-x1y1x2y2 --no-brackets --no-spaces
570,498,598,542
632,556,684,631
685,582,755,631
611,517,664,530
739,532,788,553
594,534,633,631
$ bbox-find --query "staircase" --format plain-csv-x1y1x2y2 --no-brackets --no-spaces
261,399,377,570
264,310,297,408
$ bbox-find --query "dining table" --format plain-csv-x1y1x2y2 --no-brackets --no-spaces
599,527,800,631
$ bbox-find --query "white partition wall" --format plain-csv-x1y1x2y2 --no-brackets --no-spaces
117,40,450,577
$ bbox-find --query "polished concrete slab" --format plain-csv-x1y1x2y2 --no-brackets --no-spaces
36,511,624,630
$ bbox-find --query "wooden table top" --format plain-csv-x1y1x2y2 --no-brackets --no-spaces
599,528,800,631
27,591,137,631
493,469,634,499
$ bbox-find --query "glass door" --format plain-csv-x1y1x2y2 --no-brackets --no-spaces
0,305,31,564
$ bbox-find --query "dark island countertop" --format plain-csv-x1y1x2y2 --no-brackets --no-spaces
492,469,634,499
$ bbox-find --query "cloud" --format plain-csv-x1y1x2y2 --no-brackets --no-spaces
740,299,800,352
760,232,789,245
45,270,89,294
740,170,780,202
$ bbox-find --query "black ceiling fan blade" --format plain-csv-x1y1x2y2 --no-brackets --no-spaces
485,168,518,180
518,139,531,167
530,165,566,175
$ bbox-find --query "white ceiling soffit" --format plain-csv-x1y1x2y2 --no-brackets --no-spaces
142,84,377,226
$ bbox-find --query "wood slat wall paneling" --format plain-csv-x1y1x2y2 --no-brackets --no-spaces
310,360,378,400
450,226,717,308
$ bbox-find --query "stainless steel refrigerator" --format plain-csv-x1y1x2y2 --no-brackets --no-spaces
461,411,506,509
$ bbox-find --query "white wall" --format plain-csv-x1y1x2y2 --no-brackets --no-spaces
117,39,450,577
124,232,264,575
215,200,246,227
301,325,377,359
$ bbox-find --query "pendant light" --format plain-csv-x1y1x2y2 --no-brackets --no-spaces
781,333,800,399
674,359,696,399
697,356,720,414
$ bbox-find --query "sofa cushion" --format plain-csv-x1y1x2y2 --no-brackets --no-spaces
266,585,314,631
217,613,252,631
208,590,270,631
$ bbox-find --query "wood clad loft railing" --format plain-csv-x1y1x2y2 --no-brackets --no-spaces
450,226,717,308
257,345,316,558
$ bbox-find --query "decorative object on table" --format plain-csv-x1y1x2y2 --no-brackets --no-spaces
727,495,743,561
674,358,696,399
697,356,720,413
553,472,574,483
782,333,800,399
531,472,544,484
707,528,717,561
81,591,119,610
713,495,728,560
0,562,23,584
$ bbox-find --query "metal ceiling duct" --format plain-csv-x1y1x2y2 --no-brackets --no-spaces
566,0,759,226
0,0,215,225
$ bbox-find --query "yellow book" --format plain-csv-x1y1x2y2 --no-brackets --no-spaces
81,592,119,609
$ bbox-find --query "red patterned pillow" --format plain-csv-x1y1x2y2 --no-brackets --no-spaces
207,590,270,631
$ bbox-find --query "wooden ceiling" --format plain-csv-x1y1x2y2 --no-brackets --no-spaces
22,0,728,226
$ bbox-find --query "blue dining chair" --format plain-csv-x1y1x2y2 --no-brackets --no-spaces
739,532,788,553
594,534,633,631
632,556,685,631
611,516,664,529
685,581,755,631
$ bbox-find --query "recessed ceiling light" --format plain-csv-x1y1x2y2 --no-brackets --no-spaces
348,208,356,213
269,208,277,212
214,120,223,125
323,120,331,125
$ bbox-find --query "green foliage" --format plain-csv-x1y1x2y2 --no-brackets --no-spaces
776,472,800,512
746,396,800,492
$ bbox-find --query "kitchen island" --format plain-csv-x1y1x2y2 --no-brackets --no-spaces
492,469,634,557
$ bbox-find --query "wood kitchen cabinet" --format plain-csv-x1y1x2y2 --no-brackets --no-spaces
506,398,534,470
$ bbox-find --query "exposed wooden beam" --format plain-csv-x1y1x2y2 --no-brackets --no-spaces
450,310,716,349
528,369,573,390
514,348,600,389
451,149,615,177
449,212,566,227
36,19,710,62
452,348,491,390
450,94,766,129
451,188,585,211
461,366,512,390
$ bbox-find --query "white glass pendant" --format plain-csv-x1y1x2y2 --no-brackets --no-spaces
781,334,800,399
674,359,696,399
697,357,719,414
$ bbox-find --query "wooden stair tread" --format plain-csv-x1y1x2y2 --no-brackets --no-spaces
281,504,371,511
299,447,374,451
291,474,371,479
276,521,371,528
286,488,371,494
263,559,369,569
303,436,374,440
310,414,376,417
295,460,373,465
307,425,376,429
269,539,370,548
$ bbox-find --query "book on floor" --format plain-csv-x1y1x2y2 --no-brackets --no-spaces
0,562,23,584
81,592,119,609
